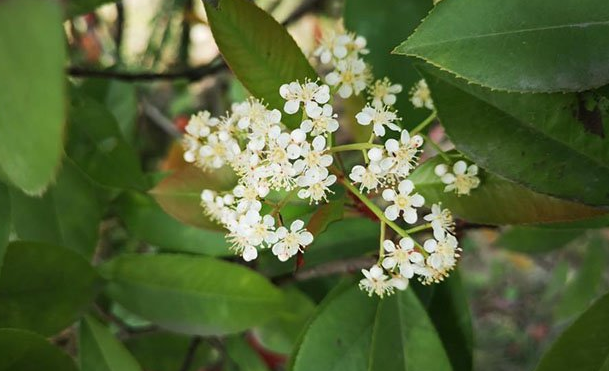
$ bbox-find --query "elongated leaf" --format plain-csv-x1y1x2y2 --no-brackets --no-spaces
344,0,433,128
0,0,65,194
150,165,236,231
0,241,100,335
395,0,609,93
101,254,285,336
498,227,584,254
0,328,77,371
291,285,452,371
10,160,102,258
410,155,604,225
116,192,230,256
204,0,317,128
534,291,609,371
67,94,148,191
417,63,609,206
79,315,142,371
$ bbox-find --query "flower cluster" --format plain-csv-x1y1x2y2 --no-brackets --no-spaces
410,79,434,110
435,160,481,196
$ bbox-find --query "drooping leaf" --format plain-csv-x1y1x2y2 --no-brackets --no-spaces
305,199,344,237
417,63,609,206
410,155,605,225
395,0,609,93
0,0,65,194
0,328,78,371
79,315,142,371
10,160,102,258
149,165,236,231
291,285,453,371
115,192,230,256
554,237,607,320
125,332,218,371
67,93,148,191
101,254,285,336
534,291,609,371
0,241,100,336
498,227,584,254
204,0,318,128
254,287,316,354
344,0,433,128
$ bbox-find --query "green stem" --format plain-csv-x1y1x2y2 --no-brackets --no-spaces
405,223,432,235
272,189,298,215
330,142,382,153
421,133,451,162
410,111,437,135
379,221,386,259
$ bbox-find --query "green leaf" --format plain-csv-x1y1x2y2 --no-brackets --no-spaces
497,227,584,254
305,199,344,237
10,160,102,258
224,335,270,371
79,315,142,371
417,63,609,206
344,0,433,128
554,237,607,320
125,332,218,371
0,0,65,195
67,93,148,191
0,328,78,371
0,241,100,336
395,0,609,93
150,165,236,231
422,271,473,371
534,290,609,371
254,287,316,354
101,254,285,336
0,182,11,271
291,285,453,371
204,0,317,128
410,155,605,225
115,192,230,256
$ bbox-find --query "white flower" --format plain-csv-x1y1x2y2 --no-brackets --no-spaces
410,79,434,110
381,238,425,279
349,163,384,192
185,110,219,137
423,232,460,276
369,78,402,107
279,80,330,117
435,161,480,196
355,105,401,137
272,219,314,261
325,57,369,98
382,180,425,223
198,131,241,169
297,167,337,204
293,135,333,174
314,30,368,64
300,104,339,136
381,129,424,179
358,265,407,297
423,203,455,240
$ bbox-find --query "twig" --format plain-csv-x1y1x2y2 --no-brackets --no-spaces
178,336,203,371
141,99,182,138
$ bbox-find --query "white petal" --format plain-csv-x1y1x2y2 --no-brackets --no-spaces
383,240,396,252
453,161,467,175
441,173,456,184
382,189,396,201
385,139,399,153
398,180,414,194
434,164,448,176
382,257,397,270
385,205,399,221
242,246,258,261
312,136,326,151
398,237,414,251
325,72,340,86
355,111,372,125
368,147,383,161
298,231,314,246
403,208,418,224
290,219,305,232
338,84,353,99
305,101,322,118
411,194,425,207
284,100,300,114
424,239,437,253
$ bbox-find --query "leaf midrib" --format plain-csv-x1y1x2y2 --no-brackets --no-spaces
406,20,609,50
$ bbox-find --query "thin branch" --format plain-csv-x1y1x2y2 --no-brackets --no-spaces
178,336,203,371
141,99,182,138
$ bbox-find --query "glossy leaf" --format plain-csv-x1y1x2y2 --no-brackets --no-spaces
79,315,142,371
204,0,317,128
0,241,100,335
534,291,609,371
498,227,584,254
67,94,148,191
254,287,316,354
115,192,230,256
150,165,236,231
101,254,285,336
305,199,344,236
10,160,102,258
410,155,604,225
344,0,433,128
0,0,65,194
395,0,609,93
417,63,609,206
0,328,77,371
291,285,452,371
